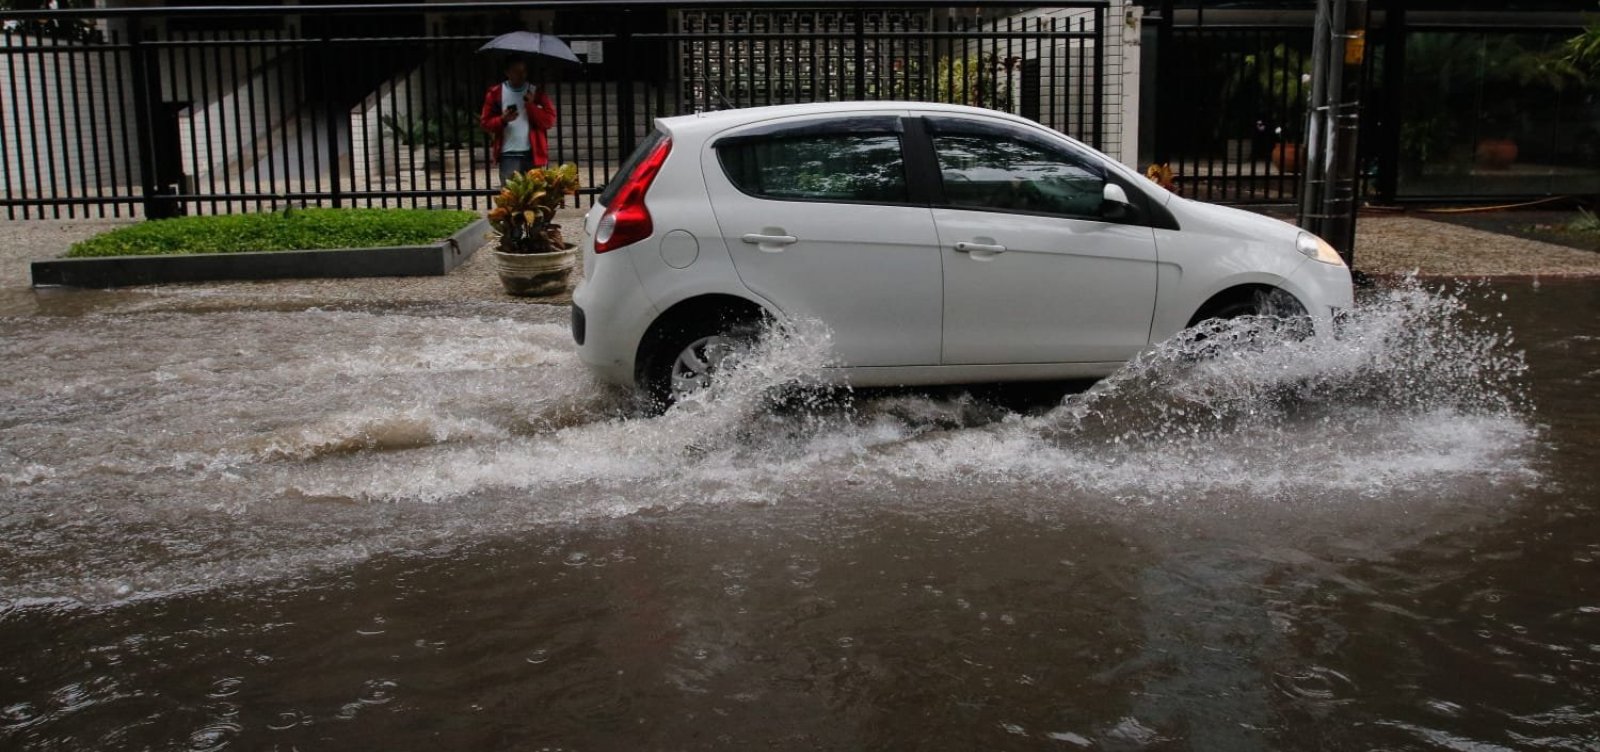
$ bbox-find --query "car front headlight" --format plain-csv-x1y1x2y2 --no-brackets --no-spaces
1296,232,1346,267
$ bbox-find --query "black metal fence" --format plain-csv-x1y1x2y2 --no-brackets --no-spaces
0,0,1108,220
1153,9,1314,205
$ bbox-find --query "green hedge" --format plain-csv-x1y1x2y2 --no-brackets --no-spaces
67,208,480,258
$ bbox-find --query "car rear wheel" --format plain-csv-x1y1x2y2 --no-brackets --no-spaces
640,313,765,409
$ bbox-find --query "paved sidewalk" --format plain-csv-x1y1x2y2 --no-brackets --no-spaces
1355,215,1600,277
1,208,587,315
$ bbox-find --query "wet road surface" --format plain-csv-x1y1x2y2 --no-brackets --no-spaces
1,279,1596,750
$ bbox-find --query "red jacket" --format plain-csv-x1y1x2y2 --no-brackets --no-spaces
480,83,557,166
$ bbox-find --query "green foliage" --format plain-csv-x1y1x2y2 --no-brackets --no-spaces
66,208,478,258
1399,114,1458,173
1562,21,1600,77
934,53,1013,111
381,110,479,149
1569,207,1600,235
1224,43,1311,140
488,163,580,253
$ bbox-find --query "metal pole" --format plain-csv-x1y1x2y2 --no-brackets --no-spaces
1298,0,1331,231
1322,0,1366,265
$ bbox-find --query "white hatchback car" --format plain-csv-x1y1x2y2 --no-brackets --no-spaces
571,102,1352,404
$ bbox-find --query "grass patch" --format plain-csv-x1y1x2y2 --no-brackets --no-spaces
1518,208,1600,254
67,207,480,258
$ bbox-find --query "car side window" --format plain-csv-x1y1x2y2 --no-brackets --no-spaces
718,132,908,204
930,124,1107,218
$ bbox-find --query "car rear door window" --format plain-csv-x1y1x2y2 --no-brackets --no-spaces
718,132,908,204
928,120,1106,218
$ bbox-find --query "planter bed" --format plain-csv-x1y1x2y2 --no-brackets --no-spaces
32,212,488,288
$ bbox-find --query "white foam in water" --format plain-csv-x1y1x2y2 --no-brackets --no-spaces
0,282,1539,603
295,280,1535,505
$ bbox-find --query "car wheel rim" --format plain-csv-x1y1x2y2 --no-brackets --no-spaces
669,335,739,400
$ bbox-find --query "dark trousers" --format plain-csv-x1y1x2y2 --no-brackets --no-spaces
499,153,538,182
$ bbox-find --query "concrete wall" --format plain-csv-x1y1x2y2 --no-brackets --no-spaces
994,1,1142,167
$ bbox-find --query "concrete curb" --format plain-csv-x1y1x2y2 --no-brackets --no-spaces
30,218,491,288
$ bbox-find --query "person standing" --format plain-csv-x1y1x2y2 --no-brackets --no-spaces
480,58,557,182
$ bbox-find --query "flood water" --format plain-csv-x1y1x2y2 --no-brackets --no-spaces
1,279,1596,750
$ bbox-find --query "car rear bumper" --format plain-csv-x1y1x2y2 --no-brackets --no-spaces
571,249,658,387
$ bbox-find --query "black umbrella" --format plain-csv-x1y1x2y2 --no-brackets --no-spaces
477,31,581,65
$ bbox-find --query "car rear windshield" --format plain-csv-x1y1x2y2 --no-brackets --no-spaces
599,129,668,207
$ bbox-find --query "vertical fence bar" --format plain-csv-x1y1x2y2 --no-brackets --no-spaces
853,7,865,99
112,29,136,217
245,32,266,211
1045,16,1057,132
97,32,118,218
127,23,164,219
276,29,291,208
1,30,14,220
48,35,70,217
203,30,224,213
157,35,180,214
322,29,341,208
1092,5,1103,150
177,32,200,214
65,38,90,218
618,11,637,162
19,35,45,218
227,29,247,213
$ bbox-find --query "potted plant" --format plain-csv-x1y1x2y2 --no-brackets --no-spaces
1227,43,1311,173
381,110,479,175
488,163,581,297
1473,35,1586,170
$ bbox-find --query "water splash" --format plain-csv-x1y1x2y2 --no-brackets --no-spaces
880,280,1534,497
0,281,1539,602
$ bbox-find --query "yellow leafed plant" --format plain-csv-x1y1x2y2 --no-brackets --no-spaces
488,163,580,254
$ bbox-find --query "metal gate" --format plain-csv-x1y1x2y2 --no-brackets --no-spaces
0,0,1109,219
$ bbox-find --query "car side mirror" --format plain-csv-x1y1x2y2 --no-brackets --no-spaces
1101,182,1135,222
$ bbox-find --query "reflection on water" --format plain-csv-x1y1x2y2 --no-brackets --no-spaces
1,279,1596,750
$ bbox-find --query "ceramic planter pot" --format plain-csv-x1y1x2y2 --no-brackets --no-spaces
1271,142,1302,174
425,148,470,175
494,246,576,297
1475,138,1518,170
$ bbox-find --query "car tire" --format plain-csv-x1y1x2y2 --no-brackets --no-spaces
1190,288,1313,343
639,311,766,410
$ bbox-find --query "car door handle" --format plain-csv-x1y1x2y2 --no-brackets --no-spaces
741,233,798,252
954,241,1007,254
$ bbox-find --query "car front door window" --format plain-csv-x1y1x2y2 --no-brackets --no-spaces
932,132,1106,219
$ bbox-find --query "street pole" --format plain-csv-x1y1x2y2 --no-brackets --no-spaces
1298,0,1331,230
1298,0,1368,267
1322,0,1366,265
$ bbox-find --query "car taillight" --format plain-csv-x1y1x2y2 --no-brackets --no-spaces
594,138,672,254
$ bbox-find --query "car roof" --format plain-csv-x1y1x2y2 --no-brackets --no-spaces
654,101,1034,139
650,100,1175,207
